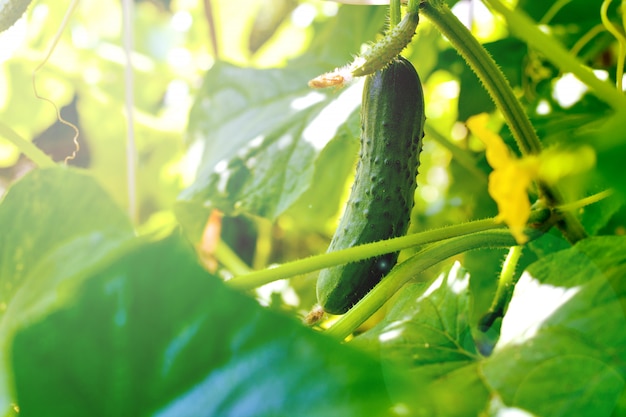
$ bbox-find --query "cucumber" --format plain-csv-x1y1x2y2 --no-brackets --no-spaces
316,56,425,314
351,11,419,78
0,0,32,33
308,10,419,89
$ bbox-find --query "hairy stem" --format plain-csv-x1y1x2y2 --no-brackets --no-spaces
420,1,541,155
421,0,587,243
228,217,503,290
326,229,538,340
478,245,523,332
390,0,401,26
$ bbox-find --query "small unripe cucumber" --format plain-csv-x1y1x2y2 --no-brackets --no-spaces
316,56,425,314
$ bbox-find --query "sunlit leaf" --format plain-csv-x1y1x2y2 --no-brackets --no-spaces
482,236,626,417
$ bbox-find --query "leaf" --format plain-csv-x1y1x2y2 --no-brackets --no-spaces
179,60,364,221
248,0,298,54
352,262,478,380
582,108,626,199
178,5,387,229
481,236,626,417
0,168,133,318
7,233,404,417
283,108,360,233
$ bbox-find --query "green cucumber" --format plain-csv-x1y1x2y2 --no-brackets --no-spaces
351,10,419,78
316,56,425,315
308,10,419,89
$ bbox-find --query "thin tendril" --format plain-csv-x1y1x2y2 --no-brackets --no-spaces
601,0,626,90
31,0,81,164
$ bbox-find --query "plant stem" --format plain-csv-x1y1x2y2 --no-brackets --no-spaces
227,217,503,290
122,0,138,224
601,0,626,91
326,229,537,340
482,0,626,109
0,123,55,168
478,245,523,332
215,241,252,276
420,0,541,156
421,0,588,244
390,0,401,27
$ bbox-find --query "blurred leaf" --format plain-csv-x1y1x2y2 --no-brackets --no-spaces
519,0,606,31
8,233,403,417
581,108,626,199
0,168,133,318
248,0,298,54
482,236,626,417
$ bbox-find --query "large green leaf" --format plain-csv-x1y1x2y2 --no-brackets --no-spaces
0,168,133,317
482,236,626,417
353,262,477,380
8,233,404,417
178,6,386,227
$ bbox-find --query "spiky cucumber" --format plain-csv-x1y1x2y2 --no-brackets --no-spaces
316,56,425,315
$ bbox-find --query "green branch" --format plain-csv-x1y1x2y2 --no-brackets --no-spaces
390,0,401,27
420,0,587,244
227,217,503,291
478,245,523,331
325,229,538,340
420,1,542,156
0,122,55,168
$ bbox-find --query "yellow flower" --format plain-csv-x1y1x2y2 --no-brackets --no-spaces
467,113,595,244
467,113,537,244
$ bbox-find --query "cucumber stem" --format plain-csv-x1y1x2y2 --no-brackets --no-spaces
421,0,588,244
419,1,541,156
390,0,401,27
325,229,540,340
228,217,504,291
478,245,523,332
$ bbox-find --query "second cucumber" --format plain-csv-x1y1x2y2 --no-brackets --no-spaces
316,56,426,315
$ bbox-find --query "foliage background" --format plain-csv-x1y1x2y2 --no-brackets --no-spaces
1,0,626,416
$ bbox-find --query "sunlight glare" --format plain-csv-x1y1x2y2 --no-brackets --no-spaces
301,80,363,151
436,79,460,99
322,2,339,16
0,18,26,63
452,0,500,41
379,327,403,343
171,11,192,32
291,3,317,28
496,272,579,348
290,91,325,111
256,279,300,307
451,121,468,141
536,99,551,115
553,71,607,108
553,73,586,108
